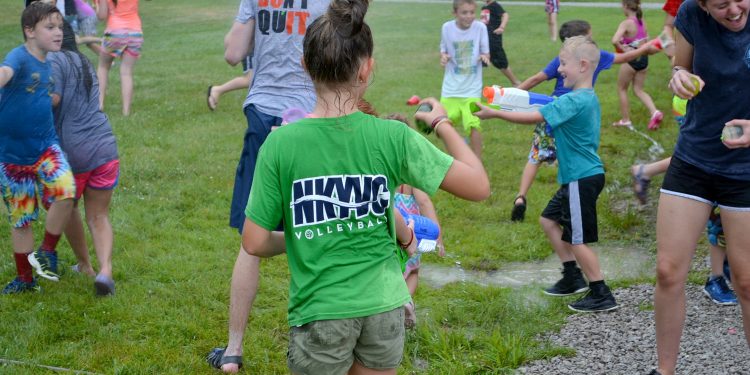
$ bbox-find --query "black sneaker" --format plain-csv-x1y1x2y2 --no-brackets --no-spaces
568,285,619,313
543,267,588,296
648,370,662,375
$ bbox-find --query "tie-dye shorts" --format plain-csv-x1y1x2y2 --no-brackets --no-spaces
103,29,143,58
0,144,75,228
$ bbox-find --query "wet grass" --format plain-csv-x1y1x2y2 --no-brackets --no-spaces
0,1,711,373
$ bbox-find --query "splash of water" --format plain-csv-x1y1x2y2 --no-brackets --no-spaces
626,125,665,159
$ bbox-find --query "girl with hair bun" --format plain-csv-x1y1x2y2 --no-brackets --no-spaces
241,0,490,373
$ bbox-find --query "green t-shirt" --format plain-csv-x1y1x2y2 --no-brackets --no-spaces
538,88,604,184
246,111,454,326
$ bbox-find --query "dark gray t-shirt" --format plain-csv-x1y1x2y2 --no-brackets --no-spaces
674,0,750,180
236,0,330,117
48,51,118,173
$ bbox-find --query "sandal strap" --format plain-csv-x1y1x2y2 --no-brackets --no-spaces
514,195,527,205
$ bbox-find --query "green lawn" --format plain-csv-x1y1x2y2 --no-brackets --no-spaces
1,1,677,373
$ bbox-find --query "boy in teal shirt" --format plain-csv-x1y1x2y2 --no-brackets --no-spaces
474,36,617,312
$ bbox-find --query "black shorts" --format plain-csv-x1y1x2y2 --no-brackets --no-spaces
488,34,508,70
541,174,605,245
627,55,648,71
661,156,750,209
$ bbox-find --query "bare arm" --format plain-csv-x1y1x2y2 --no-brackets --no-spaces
0,66,13,88
517,71,548,91
225,19,255,66
394,209,417,257
51,93,61,107
611,20,631,53
668,30,703,99
472,102,544,124
96,0,108,22
241,219,286,257
413,188,444,255
414,98,490,202
495,13,509,34
613,41,660,64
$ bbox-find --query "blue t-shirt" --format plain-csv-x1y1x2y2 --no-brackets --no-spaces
674,0,750,180
236,0,330,117
542,50,615,97
539,88,604,184
0,45,58,165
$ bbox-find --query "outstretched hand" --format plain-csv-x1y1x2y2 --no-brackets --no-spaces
472,102,500,120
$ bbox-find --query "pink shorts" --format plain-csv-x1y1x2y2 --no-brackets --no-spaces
74,159,120,199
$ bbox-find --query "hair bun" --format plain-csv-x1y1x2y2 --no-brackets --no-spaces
328,0,370,37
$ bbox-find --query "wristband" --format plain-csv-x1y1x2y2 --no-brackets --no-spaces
672,66,687,75
433,118,451,137
431,115,448,129
398,228,415,250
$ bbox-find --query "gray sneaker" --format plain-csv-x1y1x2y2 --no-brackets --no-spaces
94,274,115,296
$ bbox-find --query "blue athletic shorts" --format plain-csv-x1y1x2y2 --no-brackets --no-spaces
230,104,282,233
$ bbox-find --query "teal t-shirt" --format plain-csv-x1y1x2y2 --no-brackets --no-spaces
539,88,604,184
246,111,454,326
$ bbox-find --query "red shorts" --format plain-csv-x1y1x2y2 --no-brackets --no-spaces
74,159,120,199
662,0,683,17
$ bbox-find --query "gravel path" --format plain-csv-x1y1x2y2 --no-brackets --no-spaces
517,284,749,374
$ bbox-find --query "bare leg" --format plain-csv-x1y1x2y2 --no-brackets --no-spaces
654,194,712,375
500,67,521,87
405,270,418,296
516,161,541,204
469,128,482,160
721,210,750,347
97,52,115,111
708,244,726,277
568,243,603,282
222,248,261,374
65,204,96,276
548,13,557,41
616,64,635,123
11,226,34,254
45,199,74,236
540,216,575,263
632,69,658,115
348,360,397,375
631,157,671,181
83,188,114,278
119,53,138,116
209,72,253,110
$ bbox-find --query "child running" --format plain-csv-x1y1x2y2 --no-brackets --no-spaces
96,0,142,116
240,0,489,372
440,0,490,159
611,0,663,129
48,28,119,296
475,36,618,313
0,2,75,293
480,0,520,87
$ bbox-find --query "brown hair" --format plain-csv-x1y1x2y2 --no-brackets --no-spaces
559,20,591,42
303,0,373,88
22,2,61,40
622,0,643,21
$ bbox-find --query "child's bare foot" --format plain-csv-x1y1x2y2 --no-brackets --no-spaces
71,263,96,277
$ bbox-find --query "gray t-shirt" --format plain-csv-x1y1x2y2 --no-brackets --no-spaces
48,51,118,173
236,0,330,117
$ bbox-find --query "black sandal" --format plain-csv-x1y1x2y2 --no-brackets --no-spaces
207,347,243,371
511,195,526,222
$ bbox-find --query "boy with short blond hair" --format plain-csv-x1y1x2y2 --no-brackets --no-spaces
0,2,75,294
475,36,618,312
440,0,490,159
